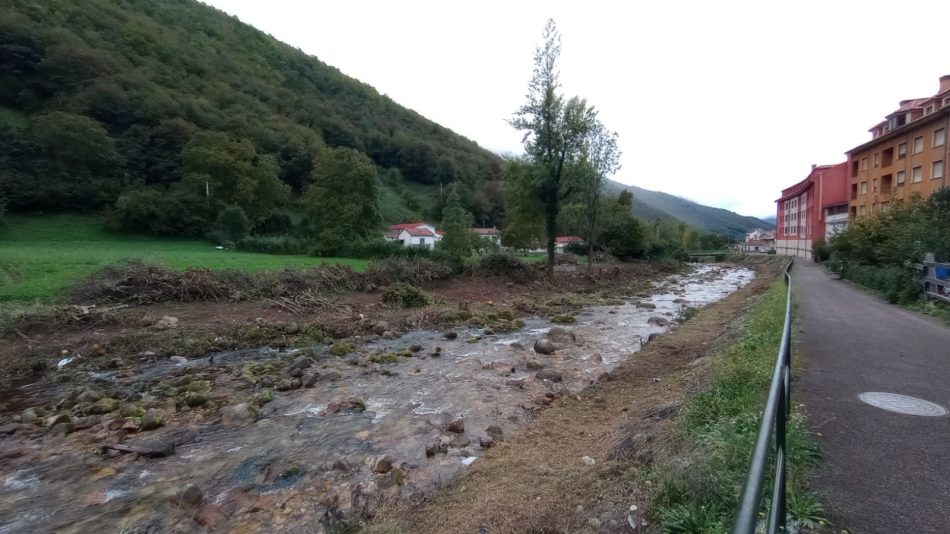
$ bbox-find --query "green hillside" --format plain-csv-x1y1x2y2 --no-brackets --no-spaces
606,181,773,238
0,0,501,226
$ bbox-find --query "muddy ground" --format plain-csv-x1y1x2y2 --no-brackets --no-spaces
0,259,778,533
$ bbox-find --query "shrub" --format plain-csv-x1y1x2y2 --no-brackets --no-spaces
256,210,297,236
381,282,430,308
564,241,587,255
841,263,919,304
812,239,830,262
365,257,454,286
112,188,210,235
475,252,536,281
237,235,310,255
212,205,251,243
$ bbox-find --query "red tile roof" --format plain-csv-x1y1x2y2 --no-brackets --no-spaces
472,228,500,235
556,236,582,244
405,228,437,237
388,221,428,231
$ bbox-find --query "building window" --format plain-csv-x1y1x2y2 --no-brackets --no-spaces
419,238,426,244
934,160,945,180
898,143,907,159
912,166,923,183
935,128,946,147
897,170,905,185
914,136,924,154
861,158,868,171
860,181,867,194
873,153,879,167
859,205,866,216
924,104,936,116
851,160,859,176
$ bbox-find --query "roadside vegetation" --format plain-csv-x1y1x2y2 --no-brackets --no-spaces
650,279,823,533
822,188,950,317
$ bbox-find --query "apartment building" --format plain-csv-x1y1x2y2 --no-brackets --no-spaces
775,162,849,259
847,75,950,218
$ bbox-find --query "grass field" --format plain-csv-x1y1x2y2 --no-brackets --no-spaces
0,214,368,302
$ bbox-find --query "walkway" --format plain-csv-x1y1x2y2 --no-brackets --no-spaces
795,262,950,534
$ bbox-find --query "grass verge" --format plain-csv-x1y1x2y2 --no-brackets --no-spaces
0,214,369,301
649,279,823,533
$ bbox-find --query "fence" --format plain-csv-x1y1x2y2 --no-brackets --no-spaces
731,260,794,534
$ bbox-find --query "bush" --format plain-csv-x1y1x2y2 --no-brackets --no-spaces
812,239,830,262
256,210,297,236
365,257,454,286
112,188,210,235
381,282,430,308
475,252,536,281
237,235,310,255
564,241,587,255
841,263,919,304
211,205,251,244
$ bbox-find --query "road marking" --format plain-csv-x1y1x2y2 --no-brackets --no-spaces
857,392,948,417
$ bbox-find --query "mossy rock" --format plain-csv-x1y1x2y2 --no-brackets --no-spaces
181,392,208,407
119,403,146,418
88,398,119,415
551,315,577,324
330,342,355,356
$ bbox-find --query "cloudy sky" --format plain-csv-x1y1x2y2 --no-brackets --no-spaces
203,0,950,218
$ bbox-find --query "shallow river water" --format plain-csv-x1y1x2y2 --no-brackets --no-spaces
0,264,753,533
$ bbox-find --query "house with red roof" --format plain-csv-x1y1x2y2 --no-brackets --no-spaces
555,236,583,253
471,227,501,245
384,222,442,249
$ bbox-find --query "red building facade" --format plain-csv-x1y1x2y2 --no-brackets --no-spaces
775,162,849,259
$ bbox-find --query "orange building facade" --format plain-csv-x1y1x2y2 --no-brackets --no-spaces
847,76,950,218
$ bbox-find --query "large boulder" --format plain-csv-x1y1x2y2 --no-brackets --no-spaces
534,338,556,355
546,326,576,343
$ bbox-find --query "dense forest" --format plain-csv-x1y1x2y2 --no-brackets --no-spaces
0,0,503,233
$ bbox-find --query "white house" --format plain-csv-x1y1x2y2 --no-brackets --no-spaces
384,222,443,249
471,227,501,245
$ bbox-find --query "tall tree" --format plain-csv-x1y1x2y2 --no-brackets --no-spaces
574,121,621,270
304,147,380,255
437,185,475,262
509,20,597,277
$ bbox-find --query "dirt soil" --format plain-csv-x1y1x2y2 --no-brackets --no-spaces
369,261,782,534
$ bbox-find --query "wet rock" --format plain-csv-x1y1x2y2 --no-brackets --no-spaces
446,416,465,434
490,361,515,375
371,454,394,474
140,351,157,358
21,408,37,424
76,387,102,403
408,344,423,353
486,425,504,441
73,416,100,431
483,328,495,336
46,413,72,428
292,356,313,369
169,355,188,364
505,378,527,389
533,338,556,355
193,504,226,528
430,347,443,357
182,392,208,407
260,376,275,388
646,333,661,344
535,369,563,382
478,436,495,449
289,367,304,378
546,326,576,343
325,398,366,414
636,302,656,310
285,321,301,335
592,353,604,363
425,442,448,457
276,379,294,391
221,403,257,426
333,459,354,472
120,403,145,419
381,330,400,340
443,331,458,340
178,484,203,506
319,371,342,382
0,423,22,435
154,316,179,330
509,341,525,350
648,316,671,327
673,298,690,304
301,372,321,388
118,437,177,457
140,409,163,431
290,378,302,389
371,321,389,336
48,422,74,436
525,359,545,370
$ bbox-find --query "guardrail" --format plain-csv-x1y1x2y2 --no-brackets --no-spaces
731,260,794,534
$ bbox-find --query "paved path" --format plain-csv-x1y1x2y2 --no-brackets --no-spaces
795,262,950,534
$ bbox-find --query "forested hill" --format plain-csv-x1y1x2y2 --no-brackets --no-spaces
606,181,774,238
0,0,501,219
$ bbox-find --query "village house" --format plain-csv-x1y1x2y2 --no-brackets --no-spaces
739,229,776,254
555,236,582,253
471,227,502,245
384,222,443,249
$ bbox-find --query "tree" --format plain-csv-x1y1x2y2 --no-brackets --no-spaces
510,20,598,277
213,205,251,243
304,147,381,255
437,185,475,263
574,121,620,269
598,194,645,259
502,156,545,252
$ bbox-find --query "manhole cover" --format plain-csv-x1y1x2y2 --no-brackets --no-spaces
857,392,948,417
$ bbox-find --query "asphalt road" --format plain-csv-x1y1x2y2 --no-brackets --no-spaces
794,261,950,534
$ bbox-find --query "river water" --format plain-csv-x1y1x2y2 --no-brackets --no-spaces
0,264,753,533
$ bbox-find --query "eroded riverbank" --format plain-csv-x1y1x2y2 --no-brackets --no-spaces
0,264,753,533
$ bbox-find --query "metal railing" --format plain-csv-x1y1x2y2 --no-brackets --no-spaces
731,260,794,534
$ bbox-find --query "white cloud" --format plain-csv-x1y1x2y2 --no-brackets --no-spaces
202,0,950,218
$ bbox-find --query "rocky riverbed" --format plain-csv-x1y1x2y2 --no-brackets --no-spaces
0,264,753,533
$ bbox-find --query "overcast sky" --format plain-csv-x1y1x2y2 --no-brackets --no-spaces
203,0,950,218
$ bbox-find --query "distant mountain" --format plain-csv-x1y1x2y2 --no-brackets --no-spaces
606,181,774,238
761,215,777,224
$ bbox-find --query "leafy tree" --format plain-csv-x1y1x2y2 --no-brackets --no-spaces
437,185,475,262
112,186,210,235
598,194,645,259
502,156,545,252
574,121,620,269
179,131,289,220
304,147,381,255
212,205,251,243
509,20,597,276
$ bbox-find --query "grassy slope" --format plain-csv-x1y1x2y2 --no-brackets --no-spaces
0,215,367,301
651,279,823,532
